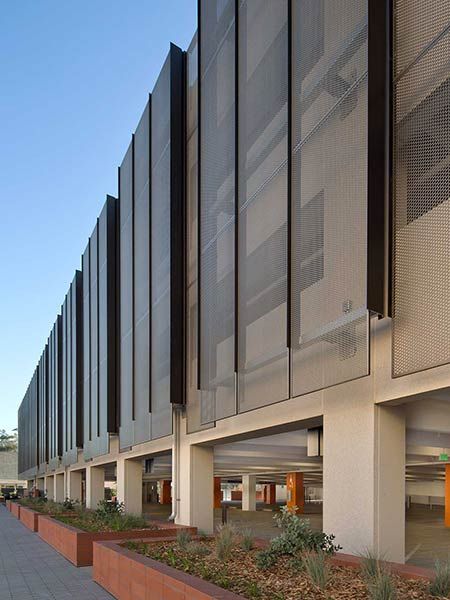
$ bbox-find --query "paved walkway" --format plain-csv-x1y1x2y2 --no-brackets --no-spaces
0,506,113,600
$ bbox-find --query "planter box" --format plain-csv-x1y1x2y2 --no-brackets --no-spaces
93,539,244,600
19,506,40,532
10,502,20,519
38,515,196,567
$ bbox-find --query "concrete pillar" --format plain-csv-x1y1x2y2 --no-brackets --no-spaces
287,473,305,513
323,393,405,563
445,465,450,527
54,473,65,503
36,477,45,498
159,480,172,505
264,484,276,505
86,465,105,509
242,475,257,511
44,475,54,501
177,443,214,533
68,471,83,502
214,477,222,508
117,458,143,515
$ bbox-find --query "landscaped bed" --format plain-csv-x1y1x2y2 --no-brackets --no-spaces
104,508,446,600
36,500,195,567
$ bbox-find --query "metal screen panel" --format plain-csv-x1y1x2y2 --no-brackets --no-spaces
38,347,48,471
119,142,134,448
90,227,99,444
199,0,236,423
133,102,152,444
48,316,62,468
151,54,172,439
186,33,213,433
237,0,289,412
291,0,369,396
82,243,91,454
392,1,450,376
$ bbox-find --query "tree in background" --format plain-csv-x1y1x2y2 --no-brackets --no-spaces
0,429,18,452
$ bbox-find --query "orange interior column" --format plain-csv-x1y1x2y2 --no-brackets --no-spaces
214,477,222,508
159,480,172,505
445,465,450,527
267,483,276,505
286,473,304,513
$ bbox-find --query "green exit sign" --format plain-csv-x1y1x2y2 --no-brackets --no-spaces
439,453,449,461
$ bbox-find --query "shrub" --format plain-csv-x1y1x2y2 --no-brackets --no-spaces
186,541,210,557
176,529,192,550
240,529,254,552
368,571,397,600
255,505,341,569
95,499,124,517
302,551,330,590
216,523,235,561
429,559,450,597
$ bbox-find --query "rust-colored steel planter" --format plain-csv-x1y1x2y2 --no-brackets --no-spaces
10,502,20,519
19,506,40,532
93,539,245,600
38,515,196,567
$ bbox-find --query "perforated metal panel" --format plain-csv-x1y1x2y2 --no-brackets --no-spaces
392,1,450,376
199,0,236,423
151,54,172,439
237,0,289,412
38,347,48,472
119,142,134,448
48,316,62,468
291,0,369,396
133,102,152,445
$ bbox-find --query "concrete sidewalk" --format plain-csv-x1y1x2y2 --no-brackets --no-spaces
0,505,113,600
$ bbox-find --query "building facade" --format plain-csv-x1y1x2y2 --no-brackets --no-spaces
18,0,450,563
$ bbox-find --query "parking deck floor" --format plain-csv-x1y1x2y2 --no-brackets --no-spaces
0,505,112,600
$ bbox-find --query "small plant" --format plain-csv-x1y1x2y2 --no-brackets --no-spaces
302,551,330,590
176,529,192,550
240,528,254,551
245,581,262,599
429,558,450,597
62,498,77,511
216,523,235,561
186,541,210,557
368,570,397,600
255,505,341,569
360,548,385,582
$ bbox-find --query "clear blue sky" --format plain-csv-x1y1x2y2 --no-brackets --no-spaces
0,1,197,433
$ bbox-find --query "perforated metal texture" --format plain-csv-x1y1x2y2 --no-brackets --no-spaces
392,1,450,376
133,102,152,444
38,347,48,471
119,142,134,448
48,316,62,468
82,199,115,460
18,369,39,478
151,54,172,439
199,0,236,423
291,0,369,396
237,0,289,412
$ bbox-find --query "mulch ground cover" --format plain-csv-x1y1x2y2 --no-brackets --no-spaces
126,538,437,600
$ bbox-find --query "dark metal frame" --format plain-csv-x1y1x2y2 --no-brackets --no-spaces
170,42,187,405
367,0,391,316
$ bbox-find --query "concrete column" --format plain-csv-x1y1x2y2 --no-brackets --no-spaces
287,473,305,513
264,484,276,505
117,458,143,515
159,480,172,504
177,442,214,534
44,475,54,501
214,477,222,508
67,471,83,502
242,475,257,511
54,473,65,503
323,391,405,563
36,477,45,497
86,465,105,509
445,465,450,527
